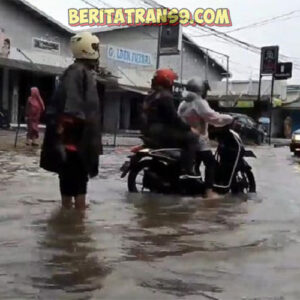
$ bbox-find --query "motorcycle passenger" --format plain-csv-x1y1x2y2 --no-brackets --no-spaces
142,69,200,178
178,78,233,198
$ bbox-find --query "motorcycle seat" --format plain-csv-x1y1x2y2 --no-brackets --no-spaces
140,137,182,159
149,148,181,160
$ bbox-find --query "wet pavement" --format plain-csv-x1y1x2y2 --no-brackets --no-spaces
0,144,300,300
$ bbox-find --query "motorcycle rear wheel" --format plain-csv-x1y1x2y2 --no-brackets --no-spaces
128,159,174,193
128,160,153,193
231,169,256,194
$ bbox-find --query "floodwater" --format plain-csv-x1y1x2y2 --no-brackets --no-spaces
0,146,300,299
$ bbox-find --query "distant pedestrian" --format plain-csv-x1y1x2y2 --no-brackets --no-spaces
0,38,10,58
284,116,292,139
25,87,45,146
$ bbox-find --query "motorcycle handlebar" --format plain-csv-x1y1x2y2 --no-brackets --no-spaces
209,118,242,140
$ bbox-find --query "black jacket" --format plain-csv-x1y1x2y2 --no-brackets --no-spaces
40,62,102,177
142,90,190,133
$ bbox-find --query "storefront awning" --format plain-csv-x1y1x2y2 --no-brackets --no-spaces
119,84,150,95
0,57,65,75
236,100,254,108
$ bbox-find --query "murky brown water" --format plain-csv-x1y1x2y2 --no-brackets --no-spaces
0,146,300,299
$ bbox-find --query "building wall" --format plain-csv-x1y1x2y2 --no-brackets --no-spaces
98,26,224,88
271,108,283,137
161,44,223,82
0,0,74,122
98,27,157,88
97,26,225,131
0,0,72,67
211,80,287,99
1,68,9,110
103,92,121,132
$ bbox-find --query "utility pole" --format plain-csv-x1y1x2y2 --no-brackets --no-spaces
205,50,209,81
259,46,279,145
180,39,184,84
226,55,229,96
269,75,275,145
257,73,262,102
156,26,162,70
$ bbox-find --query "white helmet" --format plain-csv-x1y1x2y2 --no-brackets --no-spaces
70,32,100,60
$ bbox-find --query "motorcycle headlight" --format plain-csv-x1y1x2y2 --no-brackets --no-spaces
293,134,300,141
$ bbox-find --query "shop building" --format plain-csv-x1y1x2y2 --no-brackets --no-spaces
0,0,73,124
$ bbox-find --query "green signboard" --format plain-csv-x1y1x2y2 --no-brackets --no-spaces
236,100,254,108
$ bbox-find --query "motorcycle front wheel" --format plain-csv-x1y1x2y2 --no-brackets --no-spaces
231,169,256,194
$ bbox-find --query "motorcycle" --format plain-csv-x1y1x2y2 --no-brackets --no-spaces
120,125,256,196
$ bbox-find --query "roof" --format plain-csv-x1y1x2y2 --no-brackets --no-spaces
10,0,73,35
0,56,65,75
182,34,227,76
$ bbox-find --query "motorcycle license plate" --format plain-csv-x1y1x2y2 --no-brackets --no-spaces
120,161,131,178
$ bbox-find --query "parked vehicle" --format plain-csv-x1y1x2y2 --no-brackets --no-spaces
121,124,256,196
258,117,270,136
227,113,265,145
290,129,300,155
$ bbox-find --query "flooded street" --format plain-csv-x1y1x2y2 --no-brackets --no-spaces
0,146,300,300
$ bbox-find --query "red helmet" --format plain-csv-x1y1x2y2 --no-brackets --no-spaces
152,69,178,89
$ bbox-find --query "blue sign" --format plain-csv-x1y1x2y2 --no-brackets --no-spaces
107,45,152,66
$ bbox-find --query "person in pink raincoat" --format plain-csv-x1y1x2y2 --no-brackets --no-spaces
25,87,45,146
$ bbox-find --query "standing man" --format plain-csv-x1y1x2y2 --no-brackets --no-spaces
40,32,102,210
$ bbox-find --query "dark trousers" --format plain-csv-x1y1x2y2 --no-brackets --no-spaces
58,151,89,197
147,124,199,174
196,150,216,189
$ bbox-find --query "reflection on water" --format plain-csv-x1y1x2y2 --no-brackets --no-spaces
33,209,111,297
1,147,300,299
122,193,249,263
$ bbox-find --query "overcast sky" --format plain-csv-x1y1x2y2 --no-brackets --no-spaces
28,0,300,84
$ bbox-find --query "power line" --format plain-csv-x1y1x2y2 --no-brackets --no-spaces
190,10,300,37
81,0,98,8
227,11,300,34
189,23,300,71
182,39,229,58
80,0,300,73
96,0,113,8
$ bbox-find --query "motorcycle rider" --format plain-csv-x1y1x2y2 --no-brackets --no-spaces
142,69,200,178
178,78,233,198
